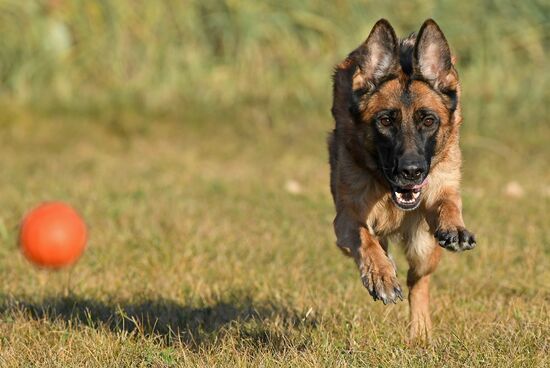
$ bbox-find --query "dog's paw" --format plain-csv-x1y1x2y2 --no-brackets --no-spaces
358,253,403,305
435,227,476,252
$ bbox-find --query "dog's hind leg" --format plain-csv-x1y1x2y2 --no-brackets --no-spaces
405,225,442,343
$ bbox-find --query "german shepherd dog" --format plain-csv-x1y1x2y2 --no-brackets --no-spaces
328,19,476,341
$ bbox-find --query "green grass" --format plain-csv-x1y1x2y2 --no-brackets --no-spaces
0,112,547,367
0,0,548,134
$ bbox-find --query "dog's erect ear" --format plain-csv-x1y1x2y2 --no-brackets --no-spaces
351,19,399,92
413,19,457,91
331,19,399,124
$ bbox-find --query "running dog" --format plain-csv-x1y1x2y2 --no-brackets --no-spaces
328,18,476,341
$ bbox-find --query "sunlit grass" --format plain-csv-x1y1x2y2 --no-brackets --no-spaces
0,114,547,366
0,0,547,133
0,1,548,366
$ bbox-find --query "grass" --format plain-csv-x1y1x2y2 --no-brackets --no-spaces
0,110,547,367
0,0,548,366
0,0,548,132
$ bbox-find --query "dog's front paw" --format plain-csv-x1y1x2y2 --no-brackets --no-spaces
435,227,476,252
358,252,403,305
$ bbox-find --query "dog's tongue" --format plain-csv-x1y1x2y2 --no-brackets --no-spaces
406,177,429,190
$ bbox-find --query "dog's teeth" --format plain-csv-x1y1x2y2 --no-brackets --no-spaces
394,189,421,206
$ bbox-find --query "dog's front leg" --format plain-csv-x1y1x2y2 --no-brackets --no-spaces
334,211,403,304
430,188,476,252
357,227,404,304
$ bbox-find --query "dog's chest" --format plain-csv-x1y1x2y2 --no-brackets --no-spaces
366,197,424,238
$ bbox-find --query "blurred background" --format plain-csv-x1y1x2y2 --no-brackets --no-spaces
0,0,547,133
0,1,548,365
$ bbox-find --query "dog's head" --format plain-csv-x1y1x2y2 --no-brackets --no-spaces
332,19,461,211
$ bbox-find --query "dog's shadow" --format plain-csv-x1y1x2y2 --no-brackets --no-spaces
0,293,316,350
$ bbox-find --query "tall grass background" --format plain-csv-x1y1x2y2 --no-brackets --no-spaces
0,0,548,136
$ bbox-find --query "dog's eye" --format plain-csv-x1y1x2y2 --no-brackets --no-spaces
423,116,435,127
380,116,392,126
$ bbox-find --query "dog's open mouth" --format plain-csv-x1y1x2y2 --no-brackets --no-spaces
390,179,428,211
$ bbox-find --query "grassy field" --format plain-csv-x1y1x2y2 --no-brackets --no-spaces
1,0,548,127
0,111,547,367
0,0,548,366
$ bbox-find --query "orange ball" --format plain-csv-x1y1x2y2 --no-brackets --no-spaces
19,202,87,268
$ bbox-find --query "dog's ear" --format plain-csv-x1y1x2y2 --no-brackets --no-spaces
332,19,398,125
413,19,458,92
350,19,399,93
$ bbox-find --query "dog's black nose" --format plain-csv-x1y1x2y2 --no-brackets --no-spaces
398,160,426,181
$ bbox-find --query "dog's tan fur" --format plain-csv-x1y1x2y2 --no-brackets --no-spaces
328,19,475,342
